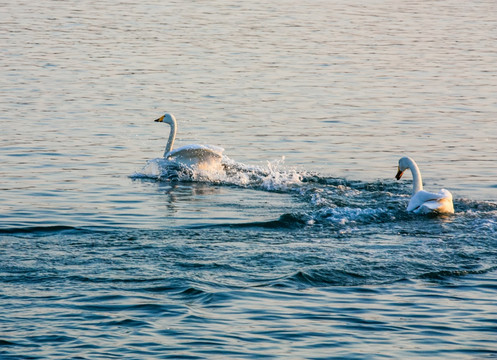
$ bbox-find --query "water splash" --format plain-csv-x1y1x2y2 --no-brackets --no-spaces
131,156,497,231
131,156,305,192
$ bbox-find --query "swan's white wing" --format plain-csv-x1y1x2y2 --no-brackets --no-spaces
166,144,224,170
407,189,454,214
167,144,224,158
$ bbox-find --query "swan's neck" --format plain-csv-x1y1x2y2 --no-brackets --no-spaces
164,117,177,157
407,158,423,194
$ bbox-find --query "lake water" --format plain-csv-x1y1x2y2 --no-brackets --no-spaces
1,0,496,358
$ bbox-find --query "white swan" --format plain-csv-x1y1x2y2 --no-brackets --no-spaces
395,156,454,214
154,113,224,171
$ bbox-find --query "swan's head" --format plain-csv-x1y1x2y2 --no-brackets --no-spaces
395,156,412,180
154,113,176,125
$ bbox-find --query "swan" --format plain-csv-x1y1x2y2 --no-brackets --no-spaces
395,156,454,214
154,113,224,171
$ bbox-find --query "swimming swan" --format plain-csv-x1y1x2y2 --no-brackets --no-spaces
154,113,224,171
395,156,454,214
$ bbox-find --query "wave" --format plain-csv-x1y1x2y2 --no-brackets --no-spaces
287,269,367,287
0,225,80,234
192,213,308,230
131,156,305,191
419,266,497,281
0,225,114,235
259,266,497,289
131,156,497,230
454,198,497,213
257,268,398,288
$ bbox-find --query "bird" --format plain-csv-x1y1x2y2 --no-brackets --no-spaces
395,156,454,214
154,113,224,171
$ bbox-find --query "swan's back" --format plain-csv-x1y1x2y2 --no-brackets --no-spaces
166,144,224,170
408,189,454,214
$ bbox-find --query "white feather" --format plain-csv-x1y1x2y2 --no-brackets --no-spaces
407,189,454,214
396,157,454,215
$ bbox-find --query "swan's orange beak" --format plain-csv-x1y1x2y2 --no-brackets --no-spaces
154,115,165,122
395,167,404,180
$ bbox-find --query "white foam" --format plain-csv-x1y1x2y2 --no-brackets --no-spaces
130,158,168,179
312,206,390,225
132,156,307,193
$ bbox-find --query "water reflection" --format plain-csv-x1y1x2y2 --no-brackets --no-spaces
139,179,299,228
155,181,223,213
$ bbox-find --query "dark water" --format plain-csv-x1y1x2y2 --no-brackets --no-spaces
1,221,497,359
2,170,496,359
1,0,497,358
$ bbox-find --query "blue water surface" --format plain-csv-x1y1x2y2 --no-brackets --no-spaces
1,0,496,359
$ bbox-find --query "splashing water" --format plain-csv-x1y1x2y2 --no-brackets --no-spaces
131,155,305,192
131,155,497,233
